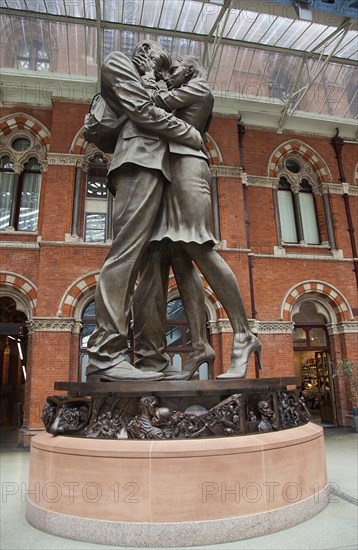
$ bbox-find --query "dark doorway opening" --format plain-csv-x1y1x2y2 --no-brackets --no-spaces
0,297,27,426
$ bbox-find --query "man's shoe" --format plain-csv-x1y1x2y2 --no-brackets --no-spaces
86,361,164,381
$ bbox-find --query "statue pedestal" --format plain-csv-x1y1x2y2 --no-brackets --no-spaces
26,423,329,547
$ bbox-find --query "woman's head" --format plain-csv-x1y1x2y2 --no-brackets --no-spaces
164,56,206,90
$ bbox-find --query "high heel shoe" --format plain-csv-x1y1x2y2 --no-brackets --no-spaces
217,334,261,379
165,343,215,380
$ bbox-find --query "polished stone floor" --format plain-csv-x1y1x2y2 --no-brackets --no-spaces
0,423,357,550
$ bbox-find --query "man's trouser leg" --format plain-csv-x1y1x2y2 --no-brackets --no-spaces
87,165,165,370
133,241,171,371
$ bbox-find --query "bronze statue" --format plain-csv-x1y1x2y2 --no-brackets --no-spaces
133,54,261,379
84,42,260,382
84,41,203,381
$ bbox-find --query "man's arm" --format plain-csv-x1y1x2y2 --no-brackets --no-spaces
101,52,202,150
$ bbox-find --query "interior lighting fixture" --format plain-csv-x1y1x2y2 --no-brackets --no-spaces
294,1,313,21
17,340,23,361
22,365,27,380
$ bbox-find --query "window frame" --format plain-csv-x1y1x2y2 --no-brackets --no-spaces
276,158,322,247
0,155,42,233
83,154,110,244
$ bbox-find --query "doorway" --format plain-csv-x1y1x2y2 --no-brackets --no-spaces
292,301,336,425
0,297,27,426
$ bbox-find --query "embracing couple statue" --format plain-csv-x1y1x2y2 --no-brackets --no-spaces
84,40,261,382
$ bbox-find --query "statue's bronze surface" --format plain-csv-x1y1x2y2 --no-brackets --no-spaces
42,384,310,439
84,41,260,382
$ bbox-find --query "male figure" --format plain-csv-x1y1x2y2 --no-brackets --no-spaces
85,42,202,381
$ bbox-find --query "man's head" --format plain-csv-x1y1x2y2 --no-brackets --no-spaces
132,40,171,80
164,55,205,90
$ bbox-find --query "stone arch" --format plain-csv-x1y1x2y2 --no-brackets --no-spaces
0,272,37,318
204,133,222,165
292,298,336,325
280,280,353,323
59,272,100,318
0,113,51,153
70,127,88,155
268,140,332,183
167,273,222,323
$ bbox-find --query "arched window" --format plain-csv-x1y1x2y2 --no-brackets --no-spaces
79,300,96,381
166,298,192,352
0,156,42,232
1,19,53,72
78,299,133,380
165,298,211,380
0,157,15,229
84,155,109,243
17,38,50,71
277,158,320,245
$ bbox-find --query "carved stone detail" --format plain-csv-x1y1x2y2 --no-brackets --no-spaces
210,165,243,178
209,319,294,335
326,322,358,335
245,175,279,189
47,153,85,168
250,320,295,334
207,319,232,334
26,318,77,332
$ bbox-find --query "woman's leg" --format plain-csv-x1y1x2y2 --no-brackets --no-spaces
167,243,215,380
183,243,250,336
182,243,260,378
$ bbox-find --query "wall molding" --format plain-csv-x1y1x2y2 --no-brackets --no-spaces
243,174,279,188
47,153,85,168
210,165,243,178
327,322,358,335
26,318,81,333
208,319,295,334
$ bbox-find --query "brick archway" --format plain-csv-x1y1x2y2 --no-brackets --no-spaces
0,272,37,316
59,273,100,318
281,280,352,323
268,140,331,183
0,113,51,152
70,128,87,155
204,134,222,166
167,273,223,322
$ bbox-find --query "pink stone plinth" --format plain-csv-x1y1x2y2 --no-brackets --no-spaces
26,423,329,547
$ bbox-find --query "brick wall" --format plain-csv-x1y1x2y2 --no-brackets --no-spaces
1,104,357,430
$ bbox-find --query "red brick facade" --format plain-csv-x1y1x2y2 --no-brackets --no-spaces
0,100,357,433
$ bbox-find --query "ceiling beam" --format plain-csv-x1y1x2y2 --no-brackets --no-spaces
1,7,357,66
277,19,355,132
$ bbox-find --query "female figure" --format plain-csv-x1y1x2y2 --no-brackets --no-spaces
134,56,261,379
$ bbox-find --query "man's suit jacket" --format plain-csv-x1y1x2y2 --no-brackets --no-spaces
100,51,202,187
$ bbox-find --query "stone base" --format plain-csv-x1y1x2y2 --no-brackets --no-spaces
26,423,329,548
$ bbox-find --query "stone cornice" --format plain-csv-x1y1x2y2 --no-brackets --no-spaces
327,322,358,335
323,183,358,195
243,174,279,189
208,319,295,334
250,321,295,334
241,176,358,195
47,153,85,168
26,318,81,333
207,319,232,334
210,165,243,179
